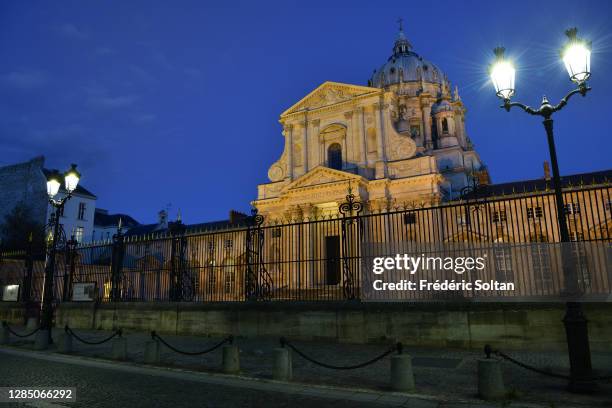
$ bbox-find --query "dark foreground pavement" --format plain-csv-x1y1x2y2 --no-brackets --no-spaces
1,326,611,407
0,350,394,408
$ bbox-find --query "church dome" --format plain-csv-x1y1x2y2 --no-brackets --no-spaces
369,25,445,88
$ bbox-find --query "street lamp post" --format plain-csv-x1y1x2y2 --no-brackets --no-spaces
40,164,81,347
489,28,594,392
62,234,78,302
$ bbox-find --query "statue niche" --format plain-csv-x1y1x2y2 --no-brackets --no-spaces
395,105,410,133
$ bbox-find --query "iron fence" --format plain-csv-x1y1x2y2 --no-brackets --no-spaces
1,185,610,303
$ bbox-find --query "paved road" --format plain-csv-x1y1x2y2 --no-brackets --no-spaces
1,345,602,408
0,350,411,408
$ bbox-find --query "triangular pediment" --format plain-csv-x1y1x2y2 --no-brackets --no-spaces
281,81,380,117
283,166,365,192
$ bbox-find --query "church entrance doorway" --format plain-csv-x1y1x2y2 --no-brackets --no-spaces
325,235,341,285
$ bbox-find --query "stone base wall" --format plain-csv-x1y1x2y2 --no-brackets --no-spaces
0,303,27,325
57,302,612,352
2,302,611,351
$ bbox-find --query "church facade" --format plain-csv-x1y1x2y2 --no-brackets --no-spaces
254,27,488,220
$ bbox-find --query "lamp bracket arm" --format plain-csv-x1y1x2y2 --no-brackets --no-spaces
49,193,72,208
501,100,538,115
553,85,591,113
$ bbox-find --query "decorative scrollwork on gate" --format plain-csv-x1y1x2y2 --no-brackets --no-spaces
245,208,272,301
459,174,489,235
338,186,363,300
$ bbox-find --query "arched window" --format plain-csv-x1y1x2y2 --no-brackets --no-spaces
442,118,449,134
328,143,342,170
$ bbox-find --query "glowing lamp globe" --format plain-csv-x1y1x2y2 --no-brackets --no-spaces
46,171,61,198
490,47,515,100
64,164,81,193
561,28,591,84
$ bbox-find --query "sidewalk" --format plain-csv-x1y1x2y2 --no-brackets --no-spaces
2,325,611,407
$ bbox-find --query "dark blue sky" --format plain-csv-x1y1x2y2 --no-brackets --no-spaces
1,1,611,225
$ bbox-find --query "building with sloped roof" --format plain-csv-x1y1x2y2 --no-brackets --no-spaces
0,156,97,244
93,208,140,242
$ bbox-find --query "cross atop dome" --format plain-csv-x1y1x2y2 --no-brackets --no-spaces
393,18,412,55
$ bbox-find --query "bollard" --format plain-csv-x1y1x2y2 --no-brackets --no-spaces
1,325,9,345
111,337,128,361
478,358,505,400
34,330,50,350
390,354,415,392
222,345,240,374
144,340,160,364
26,317,38,332
273,348,292,381
58,333,73,354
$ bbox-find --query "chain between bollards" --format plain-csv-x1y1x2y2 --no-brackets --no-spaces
151,331,233,356
65,325,122,345
2,320,40,338
483,344,612,382
279,337,401,370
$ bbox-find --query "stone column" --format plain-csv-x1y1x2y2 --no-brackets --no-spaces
355,107,367,166
300,118,309,173
421,101,433,151
343,111,354,165
310,119,321,168
373,102,386,161
284,124,294,180
301,204,316,287
372,102,387,179
285,205,302,288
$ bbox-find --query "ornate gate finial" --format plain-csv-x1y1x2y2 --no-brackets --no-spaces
338,184,363,300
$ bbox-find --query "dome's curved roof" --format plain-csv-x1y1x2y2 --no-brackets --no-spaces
369,29,445,88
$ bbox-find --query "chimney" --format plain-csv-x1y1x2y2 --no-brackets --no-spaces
543,161,551,181
229,210,248,224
